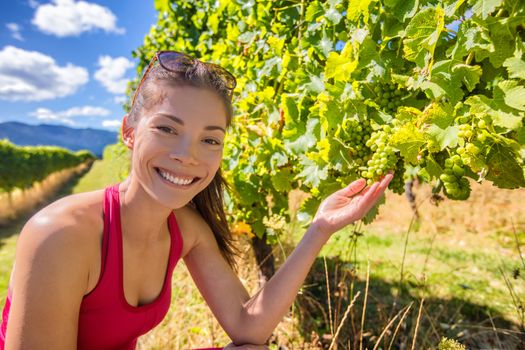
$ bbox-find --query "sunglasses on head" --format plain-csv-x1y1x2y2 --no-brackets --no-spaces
130,51,237,109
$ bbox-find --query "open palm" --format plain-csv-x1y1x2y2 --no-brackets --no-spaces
311,174,393,237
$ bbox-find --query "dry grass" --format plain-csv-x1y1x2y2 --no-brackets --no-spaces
0,162,91,225
136,237,315,349
134,180,525,349
371,179,525,238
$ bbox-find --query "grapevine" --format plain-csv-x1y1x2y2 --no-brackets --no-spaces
128,0,525,242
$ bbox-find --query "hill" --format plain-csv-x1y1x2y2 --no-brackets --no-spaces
0,121,118,158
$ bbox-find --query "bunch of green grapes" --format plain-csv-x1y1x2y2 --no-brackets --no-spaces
388,158,405,194
372,83,404,114
439,154,471,200
342,118,373,166
362,124,398,185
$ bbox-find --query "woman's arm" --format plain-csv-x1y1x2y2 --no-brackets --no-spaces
184,175,392,345
5,208,93,349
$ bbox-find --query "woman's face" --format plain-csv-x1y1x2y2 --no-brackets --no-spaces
127,84,228,209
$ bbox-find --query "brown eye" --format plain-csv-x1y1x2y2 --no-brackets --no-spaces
157,126,175,134
204,138,221,146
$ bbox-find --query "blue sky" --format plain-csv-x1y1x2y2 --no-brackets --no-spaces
0,0,158,131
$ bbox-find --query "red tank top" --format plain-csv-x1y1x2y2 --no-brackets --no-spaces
1,184,184,349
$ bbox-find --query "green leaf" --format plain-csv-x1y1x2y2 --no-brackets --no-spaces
498,80,525,111
426,125,459,151
403,6,445,67
485,143,525,189
424,155,444,180
347,0,374,22
503,51,525,80
297,156,329,187
384,0,419,22
305,1,324,22
271,168,293,192
451,64,482,92
390,123,426,164
471,0,503,19
281,94,299,124
325,43,358,80
325,7,343,24
423,102,455,128
465,95,523,130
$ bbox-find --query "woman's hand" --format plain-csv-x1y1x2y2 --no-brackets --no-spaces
224,343,269,349
311,174,393,237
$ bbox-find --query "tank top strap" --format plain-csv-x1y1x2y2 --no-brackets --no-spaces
167,210,184,268
92,183,122,294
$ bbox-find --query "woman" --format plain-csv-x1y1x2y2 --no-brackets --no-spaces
0,51,392,349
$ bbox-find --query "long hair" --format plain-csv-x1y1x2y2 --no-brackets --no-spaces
128,59,238,269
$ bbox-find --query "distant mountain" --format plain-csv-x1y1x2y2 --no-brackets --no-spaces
0,121,119,158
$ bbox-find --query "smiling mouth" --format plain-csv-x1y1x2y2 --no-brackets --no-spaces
154,167,200,187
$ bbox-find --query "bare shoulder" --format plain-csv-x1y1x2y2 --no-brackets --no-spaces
173,204,215,258
14,189,105,278
22,189,104,242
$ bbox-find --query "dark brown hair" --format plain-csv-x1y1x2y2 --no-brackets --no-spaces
128,61,238,269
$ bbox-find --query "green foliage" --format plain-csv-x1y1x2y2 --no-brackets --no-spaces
0,139,95,193
438,337,467,350
132,0,525,241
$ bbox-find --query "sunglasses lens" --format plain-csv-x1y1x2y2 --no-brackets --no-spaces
158,51,192,71
157,51,236,93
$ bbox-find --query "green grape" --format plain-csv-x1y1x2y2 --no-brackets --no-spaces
440,152,472,200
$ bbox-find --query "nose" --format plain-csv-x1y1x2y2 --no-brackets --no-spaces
168,140,199,165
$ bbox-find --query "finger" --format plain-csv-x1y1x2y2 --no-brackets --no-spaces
374,173,393,196
361,182,380,202
338,178,367,197
364,175,394,211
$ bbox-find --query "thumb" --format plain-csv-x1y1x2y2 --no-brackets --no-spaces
338,178,366,197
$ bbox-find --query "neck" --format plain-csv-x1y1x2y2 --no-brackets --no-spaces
118,175,174,244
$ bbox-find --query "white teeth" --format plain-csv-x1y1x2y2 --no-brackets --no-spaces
158,169,195,186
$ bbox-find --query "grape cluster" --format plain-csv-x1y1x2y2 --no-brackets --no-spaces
372,83,404,114
342,118,373,166
388,158,405,194
362,125,398,185
440,154,471,200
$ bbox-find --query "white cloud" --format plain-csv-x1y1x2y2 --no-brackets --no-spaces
6,23,24,41
28,0,39,9
32,0,125,37
102,119,121,129
113,95,128,104
30,105,111,125
94,55,134,94
0,46,89,101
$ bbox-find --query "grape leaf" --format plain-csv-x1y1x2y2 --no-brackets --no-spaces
297,156,329,187
403,6,444,68
305,1,323,22
384,0,419,22
425,124,459,151
503,51,525,80
471,0,503,19
465,95,523,130
498,80,525,111
424,155,444,180
347,0,374,22
451,63,482,92
325,43,358,80
485,143,525,189
271,168,293,192
390,123,426,164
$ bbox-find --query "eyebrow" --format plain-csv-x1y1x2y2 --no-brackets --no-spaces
154,112,226,133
